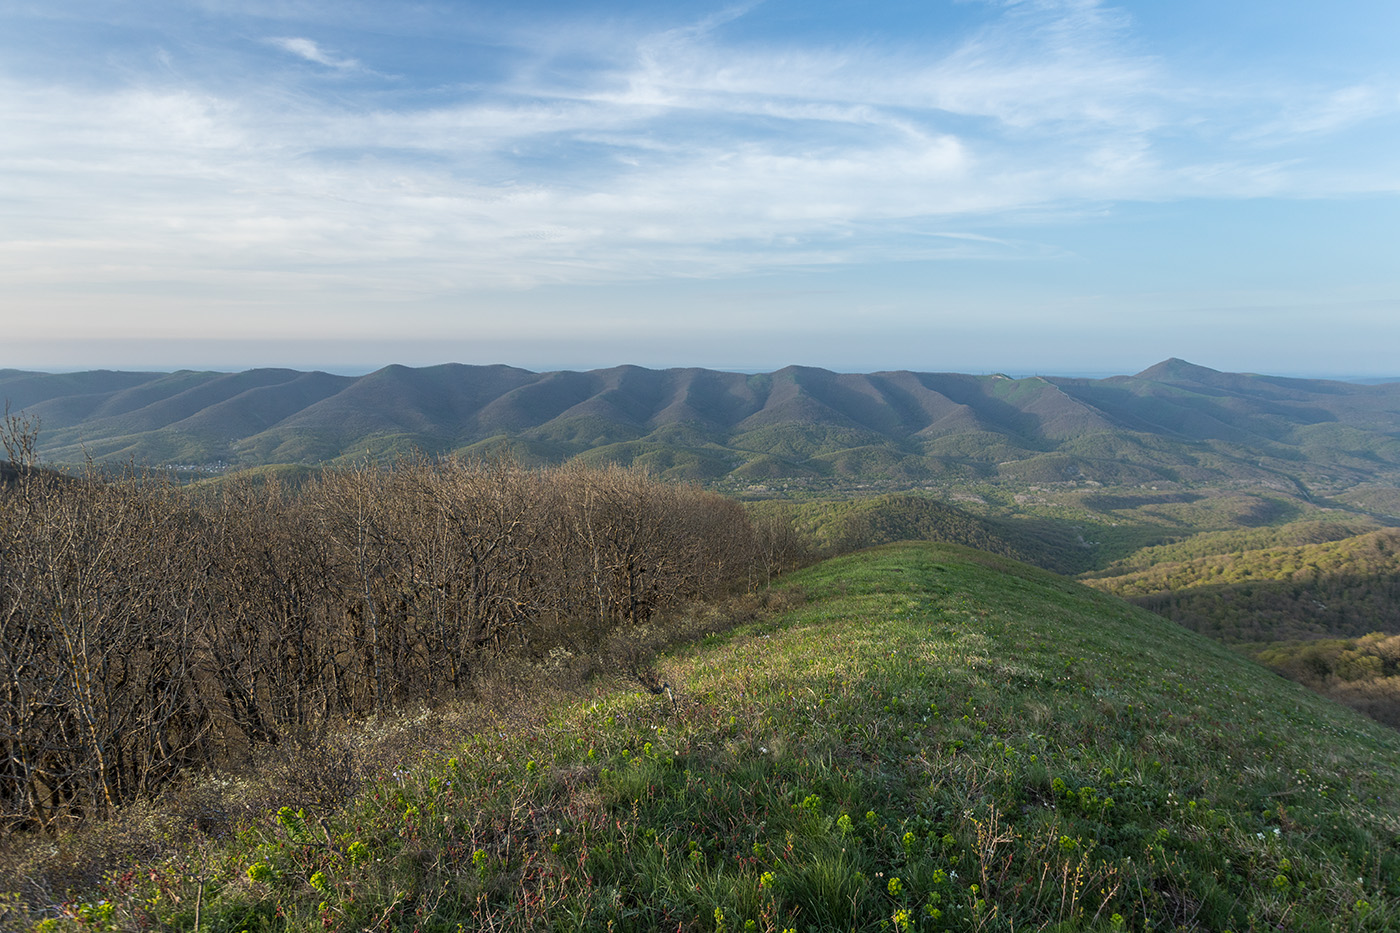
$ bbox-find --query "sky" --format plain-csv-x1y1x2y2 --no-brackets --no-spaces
3,0,1399,378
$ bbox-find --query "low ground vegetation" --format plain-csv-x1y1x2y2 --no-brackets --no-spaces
7,544,1400,931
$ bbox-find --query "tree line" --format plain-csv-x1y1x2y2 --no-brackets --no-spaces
0,418,802,831
1247,632,1400,729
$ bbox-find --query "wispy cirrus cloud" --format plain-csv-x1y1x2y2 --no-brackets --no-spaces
2,0,1399,362
266,36,359,70
1239,82,1400,142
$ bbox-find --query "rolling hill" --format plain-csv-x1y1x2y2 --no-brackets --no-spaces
5,361,1400,503
7,543,1398,929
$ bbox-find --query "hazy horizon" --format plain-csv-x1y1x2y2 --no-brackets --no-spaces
4,354,1398,387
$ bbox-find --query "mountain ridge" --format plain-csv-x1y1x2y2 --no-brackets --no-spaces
4,361,1400,495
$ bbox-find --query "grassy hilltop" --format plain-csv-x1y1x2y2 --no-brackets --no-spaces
11,543,1399,931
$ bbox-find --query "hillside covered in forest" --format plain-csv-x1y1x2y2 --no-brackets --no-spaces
4,360,1400,501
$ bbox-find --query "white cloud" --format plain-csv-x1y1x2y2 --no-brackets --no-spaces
266,36,359,70
1243,83,1399,141
2,0,1398,342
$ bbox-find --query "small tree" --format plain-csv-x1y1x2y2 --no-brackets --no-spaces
1,403,39,474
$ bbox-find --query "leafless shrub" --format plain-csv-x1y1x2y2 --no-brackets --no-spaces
0,453,790,831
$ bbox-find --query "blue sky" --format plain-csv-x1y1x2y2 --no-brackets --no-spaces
3,0,1399,377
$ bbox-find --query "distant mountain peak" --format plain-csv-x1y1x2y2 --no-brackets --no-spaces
1134,359,1223,382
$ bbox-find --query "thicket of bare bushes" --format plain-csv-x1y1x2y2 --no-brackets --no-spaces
0,417,804,832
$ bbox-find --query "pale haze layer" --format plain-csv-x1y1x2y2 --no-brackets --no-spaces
3,0,1399,377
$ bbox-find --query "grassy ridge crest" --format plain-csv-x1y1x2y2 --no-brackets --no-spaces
13,543,1399,931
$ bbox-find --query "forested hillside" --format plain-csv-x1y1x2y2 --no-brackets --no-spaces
6,361,1400,499
748,493,1090,575
1083,529,1400,633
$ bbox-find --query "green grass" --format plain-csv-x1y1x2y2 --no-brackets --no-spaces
12,544,1400,931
